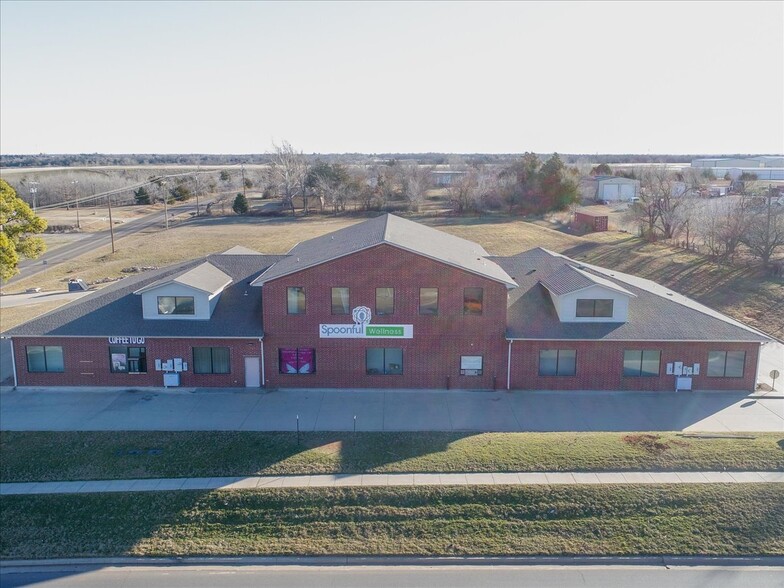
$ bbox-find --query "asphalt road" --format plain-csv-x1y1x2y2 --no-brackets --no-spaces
1,564,783,588
7,201,206,285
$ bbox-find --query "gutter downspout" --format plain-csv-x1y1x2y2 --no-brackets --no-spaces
754,341,765,393
259,338,265,388
506,339,513,391
10,338,18,388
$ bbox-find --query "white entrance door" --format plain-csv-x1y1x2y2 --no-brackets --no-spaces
244,356,261,387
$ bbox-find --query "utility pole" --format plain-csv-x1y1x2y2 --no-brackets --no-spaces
71,180,81,229
29,181,39,211
107,193,116,253
241,164,247,197
195,166,201,217
161,179,169,230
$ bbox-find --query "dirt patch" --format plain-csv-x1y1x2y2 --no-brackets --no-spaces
309,440,343,455
623,434,688,454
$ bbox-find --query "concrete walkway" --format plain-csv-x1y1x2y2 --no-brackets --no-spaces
1,385,782,432
2,471,783,496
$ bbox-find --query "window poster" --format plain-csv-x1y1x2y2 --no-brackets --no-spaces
281,348,298,373
112,353,128,372
298,348,314,374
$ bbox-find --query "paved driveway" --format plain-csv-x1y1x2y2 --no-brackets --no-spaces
1,386,781,432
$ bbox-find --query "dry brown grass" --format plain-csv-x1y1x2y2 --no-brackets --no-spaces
37,204,160,233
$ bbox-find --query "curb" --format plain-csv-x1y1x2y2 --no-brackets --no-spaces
2,555,784,569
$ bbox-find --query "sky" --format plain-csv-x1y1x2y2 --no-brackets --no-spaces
1,1,783,155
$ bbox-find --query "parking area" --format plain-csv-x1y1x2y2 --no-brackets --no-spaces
0,384,781,433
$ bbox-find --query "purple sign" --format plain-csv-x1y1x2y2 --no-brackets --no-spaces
280,348,298,374
298,348,314,374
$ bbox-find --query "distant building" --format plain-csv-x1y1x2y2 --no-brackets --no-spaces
582,176,640,202
691,156,784,181
431,170,467,186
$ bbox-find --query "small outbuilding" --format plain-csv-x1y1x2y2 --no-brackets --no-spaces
573,207,610,232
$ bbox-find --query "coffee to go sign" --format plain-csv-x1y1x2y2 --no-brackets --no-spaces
108,336,146,345
320,306,413,339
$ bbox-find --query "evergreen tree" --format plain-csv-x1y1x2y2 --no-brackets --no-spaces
133,186,151,205
232,193,249,215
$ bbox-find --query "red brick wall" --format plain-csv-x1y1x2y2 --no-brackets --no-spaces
509,340,760,392
262,243,509,389
12,336,261,388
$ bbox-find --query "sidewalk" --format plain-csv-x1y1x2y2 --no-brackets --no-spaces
2,470,783,496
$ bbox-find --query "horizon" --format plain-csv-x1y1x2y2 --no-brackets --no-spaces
2,1,783,154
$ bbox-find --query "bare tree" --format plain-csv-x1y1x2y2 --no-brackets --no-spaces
742,190,784,267
695,196,751,261
636,166,700,240
399,164,432,212
447,168,497,214
270,141,308,216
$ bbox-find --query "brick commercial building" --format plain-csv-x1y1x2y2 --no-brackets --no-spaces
5,215,771,392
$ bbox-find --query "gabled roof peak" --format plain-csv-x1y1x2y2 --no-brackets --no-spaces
251,213,516,287
134,261,232,296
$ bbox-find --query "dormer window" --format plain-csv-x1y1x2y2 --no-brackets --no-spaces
576,299,613,318
157,296,195,315
134,261,232,320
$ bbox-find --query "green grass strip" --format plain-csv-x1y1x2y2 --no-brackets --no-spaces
1,484,782,558
2,431,782,483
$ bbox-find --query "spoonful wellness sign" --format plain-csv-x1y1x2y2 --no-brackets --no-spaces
319,306,413,339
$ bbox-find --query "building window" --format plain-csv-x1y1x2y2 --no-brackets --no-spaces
26,346,64,373
623,350,661,377
376,287,394,315
419,287,439,315
576,299,614,318
279,348,316,374
193,347,230,374
331,287,350,315
157,296,195,315
539,349,577,376
707,351,745,378
109,345,147,373
463,287,484,315
460,355,483,376
287,287,306,314
366,348,403,375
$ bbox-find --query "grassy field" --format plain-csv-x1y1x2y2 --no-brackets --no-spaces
2,211,782,338
2,484,782,558
3,431,782,483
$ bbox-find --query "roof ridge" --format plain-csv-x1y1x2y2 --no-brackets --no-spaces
381,212,392,243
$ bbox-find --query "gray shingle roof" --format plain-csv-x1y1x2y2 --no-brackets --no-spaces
251,214,517,287
134,261,232,295
493,248,769,342
6,254,285,338
539,264,634,297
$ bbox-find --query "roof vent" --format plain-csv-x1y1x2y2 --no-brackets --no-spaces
526,269,537,275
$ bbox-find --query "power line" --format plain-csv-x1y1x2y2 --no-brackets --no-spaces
28,166,244,211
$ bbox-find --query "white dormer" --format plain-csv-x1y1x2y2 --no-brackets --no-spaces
539,265,636,323
134,262,232,320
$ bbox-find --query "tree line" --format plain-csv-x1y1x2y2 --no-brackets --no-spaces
2,152,766,169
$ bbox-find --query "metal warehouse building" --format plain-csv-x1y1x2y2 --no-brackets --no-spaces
5,214,770,393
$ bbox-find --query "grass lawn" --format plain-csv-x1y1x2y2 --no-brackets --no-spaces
1,484,782,558
2,431,782,483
